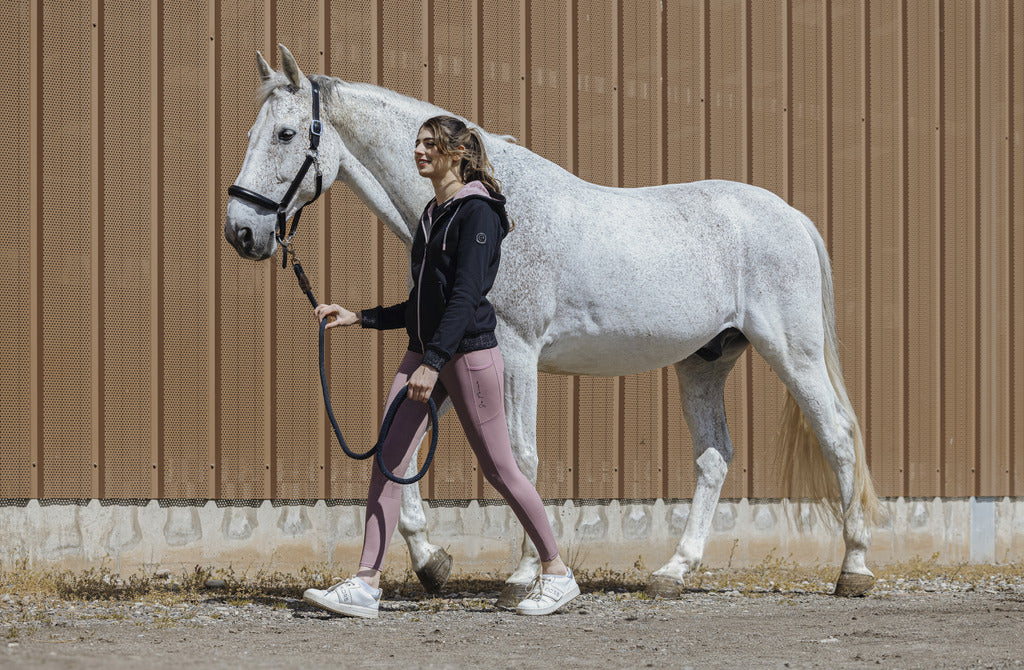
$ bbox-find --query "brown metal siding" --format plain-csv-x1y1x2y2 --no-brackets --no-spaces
3,0,1021,503
162,0,214,500
1,1,33,499
905,0,942,498
41,0,94,499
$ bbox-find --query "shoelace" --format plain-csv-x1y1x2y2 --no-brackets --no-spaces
325,579,357,596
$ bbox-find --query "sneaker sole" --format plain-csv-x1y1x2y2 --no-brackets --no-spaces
303,592,379,619
514,583,581,616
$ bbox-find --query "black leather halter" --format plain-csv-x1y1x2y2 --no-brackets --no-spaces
228,79,324,268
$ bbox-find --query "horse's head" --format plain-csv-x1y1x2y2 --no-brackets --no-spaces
224,45,344,261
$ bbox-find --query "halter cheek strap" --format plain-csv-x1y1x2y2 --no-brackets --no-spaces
227,79,324,268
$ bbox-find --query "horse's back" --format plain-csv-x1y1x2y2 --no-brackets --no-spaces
499,177,818,376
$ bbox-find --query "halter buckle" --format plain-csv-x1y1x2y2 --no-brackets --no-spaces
310,119,322,136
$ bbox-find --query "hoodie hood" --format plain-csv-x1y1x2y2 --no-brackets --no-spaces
430,180,511,236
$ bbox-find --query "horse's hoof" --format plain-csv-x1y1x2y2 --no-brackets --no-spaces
833,572,874,597
496,581,533,610
415,548,453,593
646,575,685,598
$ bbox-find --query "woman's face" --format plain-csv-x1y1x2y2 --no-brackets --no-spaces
415,127,462,181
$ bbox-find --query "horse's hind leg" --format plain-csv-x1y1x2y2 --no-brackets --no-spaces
397,400,454,593
649,334,749,596
749,331,876,596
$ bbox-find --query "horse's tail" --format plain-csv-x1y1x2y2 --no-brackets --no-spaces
777,219,883,525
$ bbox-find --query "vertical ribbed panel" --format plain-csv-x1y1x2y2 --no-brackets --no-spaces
41,0,93,498
620,0,661,499
662,0,704,499
1012,0,1023,496
867,0,905,497
528,0,575,498
162,0,212,500
0,1,33,497
977,1,1012,495
708,0,749,500
219,0,268,499
274,1,323,500
380,0,427,494
529,0,570,168
941,1,977,497
749,0,787,499
328,0,379,500
102,1,152,499
905,0,941,496
829,0,869,489
480,0,527,500
574,0,618,499
482,0,523,141
428,0,479,501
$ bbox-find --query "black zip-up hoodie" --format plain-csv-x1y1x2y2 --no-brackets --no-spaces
359,181,511,371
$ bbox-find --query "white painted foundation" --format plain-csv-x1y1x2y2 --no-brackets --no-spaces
0,498,1021,576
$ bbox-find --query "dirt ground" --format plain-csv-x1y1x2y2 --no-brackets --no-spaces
2,569,1023,670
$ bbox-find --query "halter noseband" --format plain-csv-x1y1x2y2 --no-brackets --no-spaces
228,79,324,268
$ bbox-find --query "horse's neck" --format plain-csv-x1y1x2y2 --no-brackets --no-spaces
326,83,436,243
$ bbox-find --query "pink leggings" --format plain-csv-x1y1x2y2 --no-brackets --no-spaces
360,347,559,571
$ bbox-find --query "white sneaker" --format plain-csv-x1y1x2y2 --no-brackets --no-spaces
303,577,382,619
515,568,581,616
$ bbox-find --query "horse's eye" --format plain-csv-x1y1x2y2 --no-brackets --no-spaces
278,128,296,142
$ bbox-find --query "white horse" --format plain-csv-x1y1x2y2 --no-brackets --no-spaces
225,45,882,603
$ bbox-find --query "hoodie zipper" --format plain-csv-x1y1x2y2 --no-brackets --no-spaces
416,199,467,352
416,206,433,351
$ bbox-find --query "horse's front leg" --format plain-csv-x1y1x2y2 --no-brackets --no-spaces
396,399,454,593
493,335,543,608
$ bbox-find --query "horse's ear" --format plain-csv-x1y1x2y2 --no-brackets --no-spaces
278,44,304,88
256,51,274,82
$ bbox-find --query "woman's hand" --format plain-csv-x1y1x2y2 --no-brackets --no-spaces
314,303,360,329
407,364,439,403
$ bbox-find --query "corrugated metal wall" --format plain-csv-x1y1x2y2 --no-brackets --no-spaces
1,0,1020,502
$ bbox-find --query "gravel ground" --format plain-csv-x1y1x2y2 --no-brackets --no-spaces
2,572,1024,669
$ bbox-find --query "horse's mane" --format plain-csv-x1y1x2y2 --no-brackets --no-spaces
258,73,413,111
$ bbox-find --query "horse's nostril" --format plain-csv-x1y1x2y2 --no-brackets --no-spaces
238,227,254,252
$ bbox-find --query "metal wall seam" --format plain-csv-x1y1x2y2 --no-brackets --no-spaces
208,0,221,500
264,0,277,500
473,0,485,498
861,0,872,475
1012,0,1021,496
613,0,624,501
90,0,105,499
900,0,911,496
972,0,982,496
937,0,946,497
318,0,330,500
658,0,668,500
150,0,165,498
29,0,43,499
566,0,579,501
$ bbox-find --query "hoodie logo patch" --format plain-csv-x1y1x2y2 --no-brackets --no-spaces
475,232,487,245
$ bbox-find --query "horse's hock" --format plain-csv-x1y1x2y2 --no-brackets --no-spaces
2,497,1021,579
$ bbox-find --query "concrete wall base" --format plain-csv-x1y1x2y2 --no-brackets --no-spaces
1,497,1021,577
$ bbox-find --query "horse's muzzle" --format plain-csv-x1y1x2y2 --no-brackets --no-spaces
224,218,275,261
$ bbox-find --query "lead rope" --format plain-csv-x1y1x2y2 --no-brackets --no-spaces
291,256,439,485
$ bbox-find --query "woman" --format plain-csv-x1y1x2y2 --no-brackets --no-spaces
302,116,579,618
